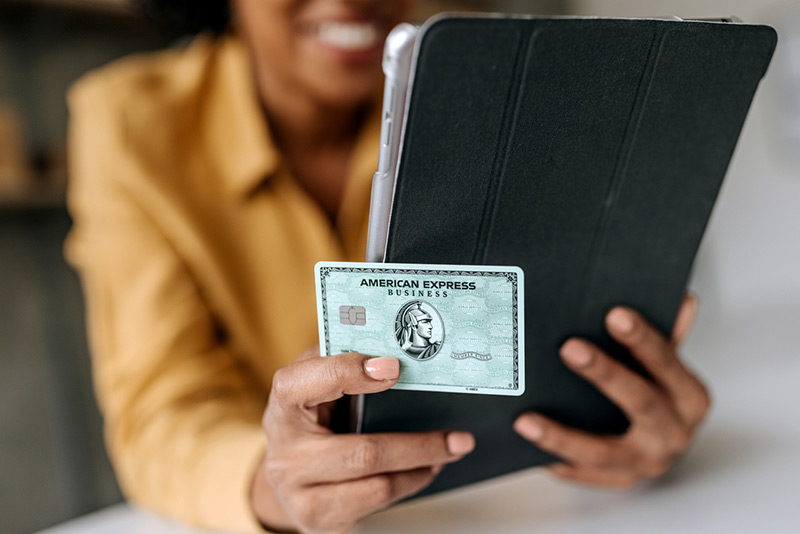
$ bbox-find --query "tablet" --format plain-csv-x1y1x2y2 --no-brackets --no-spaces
361,14,776,498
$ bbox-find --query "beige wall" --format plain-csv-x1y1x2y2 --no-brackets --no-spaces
570,0,791,24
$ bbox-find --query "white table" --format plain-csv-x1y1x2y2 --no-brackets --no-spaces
35,299,800,534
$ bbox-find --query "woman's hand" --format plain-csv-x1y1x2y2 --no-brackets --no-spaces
250,349,475,534
514,293,710,489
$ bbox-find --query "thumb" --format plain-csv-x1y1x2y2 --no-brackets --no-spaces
272,353,399,413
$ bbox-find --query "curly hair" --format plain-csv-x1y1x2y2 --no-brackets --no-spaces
137,0,231,35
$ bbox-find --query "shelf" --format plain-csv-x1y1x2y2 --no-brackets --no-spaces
0,172,67,210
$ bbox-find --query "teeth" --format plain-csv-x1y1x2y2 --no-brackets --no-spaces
316,21,380,51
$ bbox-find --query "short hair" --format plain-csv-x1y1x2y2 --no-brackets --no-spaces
136,0,231,35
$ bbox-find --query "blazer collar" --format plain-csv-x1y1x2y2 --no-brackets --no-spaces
203,35,280,198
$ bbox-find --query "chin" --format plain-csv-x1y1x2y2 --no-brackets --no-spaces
311,73,382,109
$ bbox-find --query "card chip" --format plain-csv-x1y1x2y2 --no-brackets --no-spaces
340,305,366,326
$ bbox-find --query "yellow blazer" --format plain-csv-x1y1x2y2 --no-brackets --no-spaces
66,34,380,532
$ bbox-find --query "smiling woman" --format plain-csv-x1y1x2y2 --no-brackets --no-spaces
65,1,445,532
65,1,710,533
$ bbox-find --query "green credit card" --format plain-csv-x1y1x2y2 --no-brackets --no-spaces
315,262,525,396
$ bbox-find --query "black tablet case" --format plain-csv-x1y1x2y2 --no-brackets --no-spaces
361,17,776,498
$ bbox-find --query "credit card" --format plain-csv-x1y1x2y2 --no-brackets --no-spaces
315,262,525,396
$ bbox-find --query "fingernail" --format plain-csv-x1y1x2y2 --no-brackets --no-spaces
514,415,544,442
560,339,593,367
364,357,399,381
607,307,635,334
446,431,476,456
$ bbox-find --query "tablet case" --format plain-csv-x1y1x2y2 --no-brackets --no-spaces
362,16,777,498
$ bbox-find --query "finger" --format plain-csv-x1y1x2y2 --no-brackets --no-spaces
296,345,321,362
293,430,475,485
514,413,626,468
269,354,398,422
293,467,435,532
604,308,710,424
559,339,679,427
671,293,699,347
605,306,679,385
605,307,696,394
547,463,641,490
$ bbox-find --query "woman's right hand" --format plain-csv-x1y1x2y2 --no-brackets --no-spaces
250,350,476,534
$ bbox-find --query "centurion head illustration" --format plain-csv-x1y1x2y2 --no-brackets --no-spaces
394,300,443,361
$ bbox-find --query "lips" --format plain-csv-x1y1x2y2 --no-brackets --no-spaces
316,20,381,51
307,18,388,64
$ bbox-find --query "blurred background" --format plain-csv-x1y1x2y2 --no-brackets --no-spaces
0,0,797,533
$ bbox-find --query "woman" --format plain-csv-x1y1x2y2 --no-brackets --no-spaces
65,1,710,532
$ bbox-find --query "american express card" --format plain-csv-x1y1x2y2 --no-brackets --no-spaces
315,262,525,396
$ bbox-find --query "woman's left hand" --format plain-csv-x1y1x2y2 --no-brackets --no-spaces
514,293,710,488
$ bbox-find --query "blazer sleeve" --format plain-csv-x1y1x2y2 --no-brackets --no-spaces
65,74,267,533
